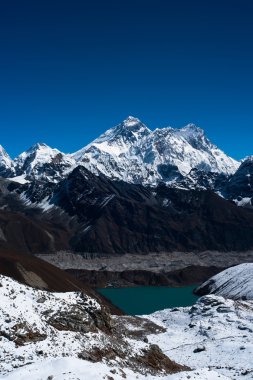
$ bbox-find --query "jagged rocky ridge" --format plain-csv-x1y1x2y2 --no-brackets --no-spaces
2,166,253,254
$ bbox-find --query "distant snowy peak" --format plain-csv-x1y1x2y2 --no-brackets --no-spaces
73,117,239,185
0,117,242,186
140,124,239,175
15,142,60,166
14,142,76,181
73,116,151,160
241,155,253,164
95,116,151,144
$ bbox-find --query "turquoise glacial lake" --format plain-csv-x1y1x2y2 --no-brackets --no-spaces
98,285,198,315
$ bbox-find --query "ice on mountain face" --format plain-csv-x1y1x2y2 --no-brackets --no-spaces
196,263,253,300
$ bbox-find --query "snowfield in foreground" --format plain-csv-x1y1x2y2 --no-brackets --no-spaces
146,295,253,379
0,358,230,380
0,273,252,379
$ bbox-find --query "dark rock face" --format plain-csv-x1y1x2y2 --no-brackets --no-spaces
224,158,253,203
5,166,253,255
49,167,253,253
179,168,229,192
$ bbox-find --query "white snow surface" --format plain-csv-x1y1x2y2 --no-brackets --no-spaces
0,358,230,380
146,295,253,379
196,263,253,300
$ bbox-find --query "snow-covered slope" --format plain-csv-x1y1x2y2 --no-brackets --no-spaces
73,116,239,185
147,294,253,379
0,358,230,380
195,263,253,300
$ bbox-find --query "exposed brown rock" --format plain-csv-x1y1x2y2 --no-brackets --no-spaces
137,344,189,374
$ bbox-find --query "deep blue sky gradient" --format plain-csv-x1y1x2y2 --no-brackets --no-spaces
0,0,252,159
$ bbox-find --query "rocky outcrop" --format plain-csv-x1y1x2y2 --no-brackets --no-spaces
51,168,253,253
3,167,253,255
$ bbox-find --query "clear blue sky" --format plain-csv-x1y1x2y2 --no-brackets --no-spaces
0,0,252,159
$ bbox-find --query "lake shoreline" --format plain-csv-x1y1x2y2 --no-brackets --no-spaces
36,250,253,288
97,285,199,315
66,265,223,289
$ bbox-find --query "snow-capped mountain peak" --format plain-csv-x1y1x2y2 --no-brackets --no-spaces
122,115,143,127
26,142,52,153
15,143,61,171
13,143,76,181
94,115,151,144
73,116,151,161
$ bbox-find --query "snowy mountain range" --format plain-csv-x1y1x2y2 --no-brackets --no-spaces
73,116,239,185
1,116,253,208
0,116,240,185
